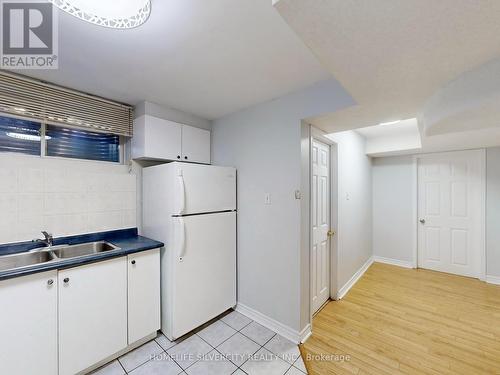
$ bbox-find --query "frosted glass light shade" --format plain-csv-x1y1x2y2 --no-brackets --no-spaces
49,0,151,29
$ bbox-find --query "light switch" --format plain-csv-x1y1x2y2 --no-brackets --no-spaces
264,193,271,205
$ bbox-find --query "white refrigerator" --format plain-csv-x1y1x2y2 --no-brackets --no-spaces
142,162,236,340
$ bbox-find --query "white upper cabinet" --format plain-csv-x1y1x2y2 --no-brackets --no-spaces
181,125,211,164
0,271,58,375
132,115,182,161
132,115,211,164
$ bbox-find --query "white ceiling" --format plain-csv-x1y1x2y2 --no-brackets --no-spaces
275,0,500,133
355,119,418,140
346,117,500,158
353,118,422,157
20,0,330,120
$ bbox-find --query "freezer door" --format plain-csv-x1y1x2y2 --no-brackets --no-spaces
171,212,236,339
175,163,236,215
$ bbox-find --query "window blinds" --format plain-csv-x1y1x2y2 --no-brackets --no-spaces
46,125,120,162
0,72,133,137
0,115,41,156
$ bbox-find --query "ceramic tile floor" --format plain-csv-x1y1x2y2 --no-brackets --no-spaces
91,310,308,375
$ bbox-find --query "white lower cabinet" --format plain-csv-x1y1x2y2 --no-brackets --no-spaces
0,271,58,375
128,249,161,344
0,250,160,375
59,257,128,375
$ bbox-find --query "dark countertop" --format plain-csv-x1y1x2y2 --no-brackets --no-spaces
0,228,164,281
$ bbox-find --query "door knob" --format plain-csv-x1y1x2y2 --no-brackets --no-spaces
327,230,335,237
419,219,426,224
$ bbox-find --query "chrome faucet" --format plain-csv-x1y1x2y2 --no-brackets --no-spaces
33,231,54,247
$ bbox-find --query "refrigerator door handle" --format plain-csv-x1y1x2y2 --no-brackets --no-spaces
177,168,186,214
178,217,186,260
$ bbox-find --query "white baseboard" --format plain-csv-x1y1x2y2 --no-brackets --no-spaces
373,256,414,269
336,256,374,300
235,303,303,344
299,324,312,344
486,275,500,285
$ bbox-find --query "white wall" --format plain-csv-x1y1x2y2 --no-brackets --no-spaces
372,149,500,279
486,147,500,278
212,79,354,334
0,154,137,244
372,156,415,263
326,131,373,289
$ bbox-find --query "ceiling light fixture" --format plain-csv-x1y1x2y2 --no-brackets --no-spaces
7,132,51,142
379,120,401,126
49,0,151,29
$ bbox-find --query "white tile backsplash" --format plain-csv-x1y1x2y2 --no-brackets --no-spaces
0,154,137,244
0,193,18,213
18,193,44,215
0,168,17,192
18,168,43,192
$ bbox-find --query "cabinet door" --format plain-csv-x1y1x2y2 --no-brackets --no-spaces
182,125,211,164
59,258,127,375
0,271,58,375
147,116,182,161
128,248,161,344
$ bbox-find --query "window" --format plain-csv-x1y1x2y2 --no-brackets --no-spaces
0,114,122,163
46,125,120,163
0,115,41,156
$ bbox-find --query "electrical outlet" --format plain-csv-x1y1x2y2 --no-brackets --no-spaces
264,193,271,205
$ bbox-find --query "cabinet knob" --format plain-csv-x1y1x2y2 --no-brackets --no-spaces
131,260,136,265
63,277,70,284
47,279,54,286
177,155,180,159
184,156,188,160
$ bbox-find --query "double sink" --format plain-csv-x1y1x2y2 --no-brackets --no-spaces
0,241,120,272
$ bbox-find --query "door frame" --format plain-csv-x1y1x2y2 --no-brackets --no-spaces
310,127,338,316
413,149,486,280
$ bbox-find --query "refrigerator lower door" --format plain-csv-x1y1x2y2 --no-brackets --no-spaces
171,211,236,339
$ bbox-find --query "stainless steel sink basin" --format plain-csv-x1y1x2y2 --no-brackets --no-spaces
51,241,119,259
0,251,54,272
0,241,120,273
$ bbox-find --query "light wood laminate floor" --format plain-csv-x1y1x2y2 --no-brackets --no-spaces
301,262,500,375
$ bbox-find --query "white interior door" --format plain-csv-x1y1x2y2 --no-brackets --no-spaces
311,140,330,313
417,150,484,278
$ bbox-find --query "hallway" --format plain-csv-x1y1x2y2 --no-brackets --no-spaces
302,262,500,374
